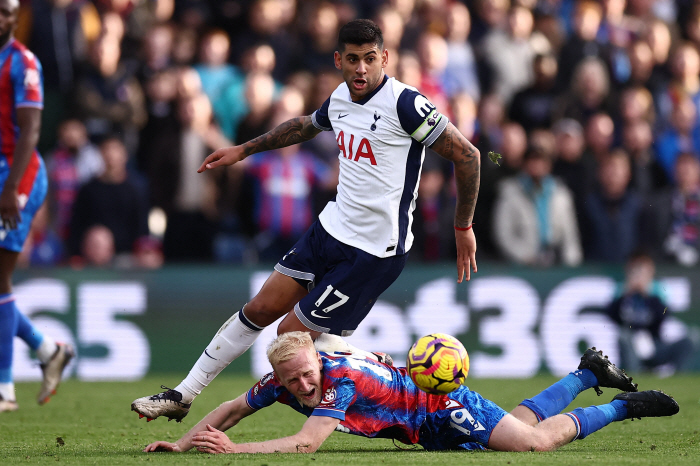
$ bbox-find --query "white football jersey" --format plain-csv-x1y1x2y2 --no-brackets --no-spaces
312,75,449,258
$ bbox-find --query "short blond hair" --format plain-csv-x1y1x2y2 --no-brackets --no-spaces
267,331,315,367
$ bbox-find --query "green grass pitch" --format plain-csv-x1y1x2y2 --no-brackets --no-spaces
1,375,699,465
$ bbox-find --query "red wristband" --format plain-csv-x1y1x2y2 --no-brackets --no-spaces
454,224,473,231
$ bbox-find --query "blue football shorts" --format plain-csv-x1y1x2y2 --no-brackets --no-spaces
0,157,47,252
418,386,508,451
275,220,408,336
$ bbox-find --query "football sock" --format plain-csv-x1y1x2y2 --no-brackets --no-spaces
519,369,598,421
0,294,18,384
0,382,15,402
565,400,627,440
313,334,380,361
175,308,262,403
14,305,44,350
35,335,58,364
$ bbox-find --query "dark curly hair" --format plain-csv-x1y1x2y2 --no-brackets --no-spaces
337,19,384,52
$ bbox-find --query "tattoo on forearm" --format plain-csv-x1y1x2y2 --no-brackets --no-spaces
244,116,319,156
431,125,480,226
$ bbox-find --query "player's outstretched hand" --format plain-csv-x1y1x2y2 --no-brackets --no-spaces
191,424,237,454
455,227,477,283
143,441,181,453
197,146,246,172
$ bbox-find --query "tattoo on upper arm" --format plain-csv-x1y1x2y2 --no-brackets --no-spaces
244,116,321,156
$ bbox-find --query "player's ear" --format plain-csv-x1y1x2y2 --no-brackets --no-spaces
334,51,342,70
382,49,388,69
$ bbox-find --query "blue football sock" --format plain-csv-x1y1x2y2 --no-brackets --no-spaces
0,294,19,383
519,369,598,421
565,400,627,440
15,304,43,350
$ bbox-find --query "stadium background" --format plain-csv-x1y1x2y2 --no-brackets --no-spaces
9,0,700,378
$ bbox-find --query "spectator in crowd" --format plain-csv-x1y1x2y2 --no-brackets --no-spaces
194,28,245,141
556,0,606,91
443,2,480,101
656,42,700,132
621,118,667,194
415,31,450,116
296,2,340,73
74,34,147,152
67,136,150,264
645,18,673,94
658,153,700,267
493,147,582,267
557,56,614,125
77,224,115,268
157,92,228,262
551,118,594,213
583,149,642,262
476,121,528,259
469,0,510,46
47,119,104,242
509,52,559,131
241,140,334,262
654,94,700,182
479,4,537,106
584,112,616,164
605,252,696,375
137,21,174,82
373,5,404,51
235,72,277,145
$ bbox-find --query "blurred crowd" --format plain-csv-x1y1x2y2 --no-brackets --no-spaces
13,0,700,269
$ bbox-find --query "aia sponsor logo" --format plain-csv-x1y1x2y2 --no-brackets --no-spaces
336,131,377,165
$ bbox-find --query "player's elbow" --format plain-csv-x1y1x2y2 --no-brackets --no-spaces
292,433,325,453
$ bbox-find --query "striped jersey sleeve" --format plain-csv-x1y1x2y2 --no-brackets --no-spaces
10,48,43,109
396,89,447,146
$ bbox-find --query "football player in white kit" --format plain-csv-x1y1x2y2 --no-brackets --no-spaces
132,19,480,422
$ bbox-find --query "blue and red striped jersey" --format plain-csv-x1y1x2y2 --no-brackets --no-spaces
0,38,43,194
246,353,461,445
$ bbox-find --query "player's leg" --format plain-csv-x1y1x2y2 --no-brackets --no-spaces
0,268,19,411
173,271,307,401
279,238,408,365
490,389,678,452
0,177,73,409
131,271,307,421
513,347,637,426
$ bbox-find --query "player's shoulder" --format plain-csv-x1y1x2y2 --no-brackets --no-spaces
387,77,419,98
7,40,41,69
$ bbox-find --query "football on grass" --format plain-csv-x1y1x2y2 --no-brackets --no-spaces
407,333,469,395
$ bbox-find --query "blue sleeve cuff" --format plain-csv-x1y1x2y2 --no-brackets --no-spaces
311,407,346,421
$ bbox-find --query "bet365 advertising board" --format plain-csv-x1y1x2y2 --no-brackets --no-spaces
12,263,700,381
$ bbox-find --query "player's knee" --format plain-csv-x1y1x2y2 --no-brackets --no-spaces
243,300,285,327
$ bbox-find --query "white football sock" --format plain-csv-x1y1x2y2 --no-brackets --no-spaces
314,333,378,361
0,382,15,402
175,310,262,403
35,335,58,364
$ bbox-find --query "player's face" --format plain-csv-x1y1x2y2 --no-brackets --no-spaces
334,43,388,102
0,0,18,46
275,347,323,408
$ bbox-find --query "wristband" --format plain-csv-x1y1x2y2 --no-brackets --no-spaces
454,224,473,231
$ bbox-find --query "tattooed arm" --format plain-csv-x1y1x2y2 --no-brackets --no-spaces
429,122,481,283
198,115,322,172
